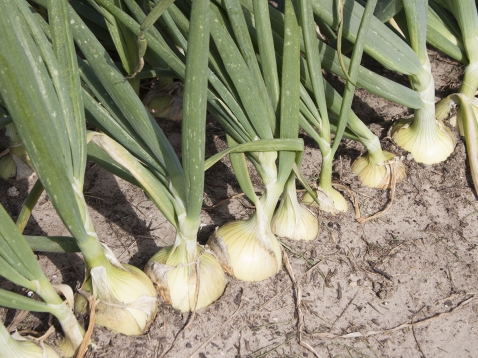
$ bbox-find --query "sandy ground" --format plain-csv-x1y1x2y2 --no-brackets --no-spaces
1,49,477,358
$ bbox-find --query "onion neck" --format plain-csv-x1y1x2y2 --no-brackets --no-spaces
345,111,387,164
49,302,85,355
35,277,64,305
76,232,111,269
361,136,387,165
410,67,438,134
250,200,276,242
283,172,298,200
460,61,478,99
34,279,84,356
252,151,284,218
258,181,284,221
255,151,278,188
71,183,111,269
318,150,333,192
170,212,200,264
409,97,437,134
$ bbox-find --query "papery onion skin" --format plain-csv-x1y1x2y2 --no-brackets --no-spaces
207,217,282,282
75,263,158,336
144,245,226,313
271,195,319,241
351,151,407,189
302,187,348,213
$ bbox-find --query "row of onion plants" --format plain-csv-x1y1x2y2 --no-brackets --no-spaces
0,0,475,355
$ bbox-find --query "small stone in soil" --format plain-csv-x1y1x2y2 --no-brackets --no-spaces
7,186,19,197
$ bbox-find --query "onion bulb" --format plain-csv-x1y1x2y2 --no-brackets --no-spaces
302,187,348,214
1,330,60,358
75,246,158,336
392,118,455,164
271,188,318,241
143,79,183,121
351,151,407,189
0,154,16,179
0,124,34,179
144,243,225,313
207,211,282,282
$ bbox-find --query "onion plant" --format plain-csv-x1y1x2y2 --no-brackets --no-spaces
143,0,225,311
0,0,158,335
308,0,454,165
430,0,478,192
0,204,84,357
300,0,384,213
389,0,455,164
203,0,304,276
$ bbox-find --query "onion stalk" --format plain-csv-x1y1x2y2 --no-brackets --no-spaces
209,197,283,281
390,0,455,164
391,61,455,164
346,112,407,188
206,0,302,281
74,245,158,335
145,243,225,312
428,0,478,191
351,150,407,189
208,151,286,281
298,0,379,211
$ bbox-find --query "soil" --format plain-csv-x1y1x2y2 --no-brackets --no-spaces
1,48,477,358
